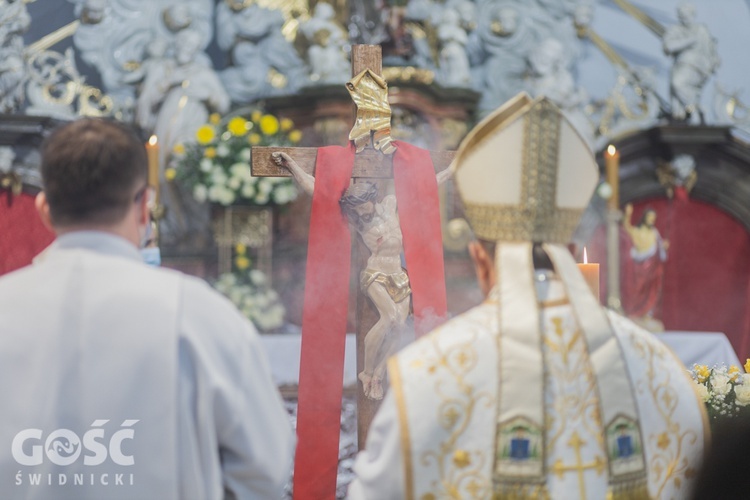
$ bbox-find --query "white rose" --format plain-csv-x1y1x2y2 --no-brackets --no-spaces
272,188,287,205
735,385,750,406
241,184,256,199
239,164,253,181
240,148,251,162
741,374,750,385
274,184,297,205
260,294,273,308
249,270,266,286
211,169,227,186
228,176,241,190
207,185,223,202
258,178,273,194
255,192,269,205
229,163,243,176
269,305,285,325
229,289,243,304
219,187,235,205
712,373,731,396
216,273,235,286
255,315,271,331
193,184,208,203
229,162,249,178
694,383,709,402
200,158,213,172
216,143,230,157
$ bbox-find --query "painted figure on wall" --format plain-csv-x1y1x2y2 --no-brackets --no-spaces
623,203,669,331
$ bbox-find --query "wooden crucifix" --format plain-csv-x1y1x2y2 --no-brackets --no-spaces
252,45,454,499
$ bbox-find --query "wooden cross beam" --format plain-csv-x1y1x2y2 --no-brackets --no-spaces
251,146,455,179
251,45,455,457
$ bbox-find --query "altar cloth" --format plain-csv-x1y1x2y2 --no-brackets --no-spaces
658,331,741,368
261,333,358,388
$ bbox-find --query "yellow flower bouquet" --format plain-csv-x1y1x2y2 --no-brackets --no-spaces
169,109,302,206
690,361,750,421
212,243,286,332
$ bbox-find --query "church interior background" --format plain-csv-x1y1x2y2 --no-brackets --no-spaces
1,0,750,496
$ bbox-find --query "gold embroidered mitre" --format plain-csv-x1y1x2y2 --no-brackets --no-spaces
452,93,597,243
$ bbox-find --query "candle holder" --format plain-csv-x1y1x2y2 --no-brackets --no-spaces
148,201,166,246
606,208,624,313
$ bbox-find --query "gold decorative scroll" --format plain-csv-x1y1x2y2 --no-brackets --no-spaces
382,66,435,85
611,0,665,37
224,0,309,41
26,21,80,54
576,25,631,72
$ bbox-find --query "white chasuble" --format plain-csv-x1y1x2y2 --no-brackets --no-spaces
387,259,707,500
0,234,179,499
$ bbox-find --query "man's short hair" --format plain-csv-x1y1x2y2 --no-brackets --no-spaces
40,118,148,227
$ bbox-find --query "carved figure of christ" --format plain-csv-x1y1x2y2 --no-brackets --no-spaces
250,44,454,500
272,152,452,400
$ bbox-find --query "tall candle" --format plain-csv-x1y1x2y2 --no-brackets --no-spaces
577,247,600,301
146,135,159,205
604,144,620,210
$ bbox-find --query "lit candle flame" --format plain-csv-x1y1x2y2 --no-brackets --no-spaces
583,246,588,264
148,135,158,146
606,144,616,156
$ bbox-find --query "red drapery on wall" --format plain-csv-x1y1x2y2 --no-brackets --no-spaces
588,198,750,361
0,193,54,276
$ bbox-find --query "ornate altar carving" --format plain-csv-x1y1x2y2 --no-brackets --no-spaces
212,204,274,280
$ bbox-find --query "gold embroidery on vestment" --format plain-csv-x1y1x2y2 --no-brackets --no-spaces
628,333,699,498
389,357,415,500
416,333,493,498
461,99,584,244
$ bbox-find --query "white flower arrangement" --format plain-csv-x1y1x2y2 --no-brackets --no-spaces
690,362,750,421
212,244,286,332
168,110,301,207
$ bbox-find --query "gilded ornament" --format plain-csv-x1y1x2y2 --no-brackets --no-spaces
382,66,436,85
0,171,22,197
627,331,700,498
346,69,397,155
453,450,472,468
413,333,493,498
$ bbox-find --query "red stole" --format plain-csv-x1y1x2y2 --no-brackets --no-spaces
293,143,447,499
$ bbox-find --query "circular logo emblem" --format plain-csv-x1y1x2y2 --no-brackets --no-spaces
45,429,81,466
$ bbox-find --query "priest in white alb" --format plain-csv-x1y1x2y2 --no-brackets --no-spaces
348,93,707,499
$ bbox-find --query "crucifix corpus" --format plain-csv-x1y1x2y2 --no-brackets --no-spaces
251,45,455,499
